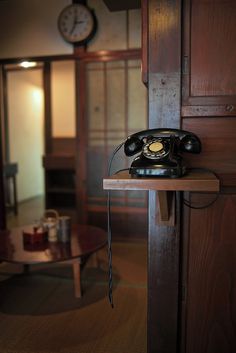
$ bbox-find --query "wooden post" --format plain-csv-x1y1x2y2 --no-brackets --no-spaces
147,0,182,352
0,65,6,230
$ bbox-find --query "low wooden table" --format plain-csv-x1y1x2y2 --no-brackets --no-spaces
0,224,107,298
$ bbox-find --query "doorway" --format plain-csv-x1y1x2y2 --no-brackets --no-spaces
2,63,45,227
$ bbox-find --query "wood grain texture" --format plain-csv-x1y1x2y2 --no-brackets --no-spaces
147,0,182,352
184,193,236,353
148,190,181,353
182,117,236,187
182,0,236,107
191,1,236,97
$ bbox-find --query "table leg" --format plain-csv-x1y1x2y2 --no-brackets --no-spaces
72,259,82,298
12,175,18,215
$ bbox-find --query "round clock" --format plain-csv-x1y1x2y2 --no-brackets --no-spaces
58,4,97,44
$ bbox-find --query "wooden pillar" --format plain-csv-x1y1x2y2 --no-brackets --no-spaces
43,61,52,155
147,1,182,352
0,66,6,230
0,141,6,230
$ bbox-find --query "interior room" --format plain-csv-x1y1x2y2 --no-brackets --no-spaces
0,1,148,353
0,1,236,353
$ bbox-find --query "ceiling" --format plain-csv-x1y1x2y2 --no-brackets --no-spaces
103,0,141,11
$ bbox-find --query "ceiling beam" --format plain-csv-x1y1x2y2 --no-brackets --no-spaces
103,0,141,11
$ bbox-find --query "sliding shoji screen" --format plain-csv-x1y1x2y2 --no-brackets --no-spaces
84,59,147,237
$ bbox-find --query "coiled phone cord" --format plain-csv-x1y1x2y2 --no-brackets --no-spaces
183,168,220,209
107,142,124,308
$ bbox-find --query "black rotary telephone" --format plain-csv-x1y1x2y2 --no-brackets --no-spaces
124,128,201,177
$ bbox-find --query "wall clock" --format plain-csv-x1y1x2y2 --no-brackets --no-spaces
58,3,97,45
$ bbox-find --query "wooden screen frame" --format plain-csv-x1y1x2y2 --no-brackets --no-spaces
75,49,145,224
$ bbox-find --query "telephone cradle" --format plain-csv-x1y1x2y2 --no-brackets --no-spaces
124,128,201,178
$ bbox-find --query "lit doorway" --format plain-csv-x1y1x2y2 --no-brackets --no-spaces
3,63,45,227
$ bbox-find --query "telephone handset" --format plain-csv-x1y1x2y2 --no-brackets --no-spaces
124,128,201,177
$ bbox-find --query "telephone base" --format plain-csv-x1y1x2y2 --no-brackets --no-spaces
129,165,187,178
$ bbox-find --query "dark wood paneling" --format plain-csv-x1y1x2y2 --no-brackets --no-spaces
182,0,236,107
88,209,147,239
181,3,236,353
182,117,236,187
191,1,236,97
183,193,236,353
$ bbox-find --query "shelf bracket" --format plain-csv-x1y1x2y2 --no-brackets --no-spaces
156,191,175,226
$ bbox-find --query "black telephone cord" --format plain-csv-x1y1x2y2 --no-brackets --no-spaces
107,142,124,308
183,193,219,209
183,168,220,209
107,155,219,306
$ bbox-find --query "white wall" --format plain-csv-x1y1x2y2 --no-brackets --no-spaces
8,69,44,202
88,0,141,51
0,0,73,59
0,0,142,201
0,0,141,59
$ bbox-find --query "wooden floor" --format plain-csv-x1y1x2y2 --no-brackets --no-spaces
1,195,147,353
7,195,45,229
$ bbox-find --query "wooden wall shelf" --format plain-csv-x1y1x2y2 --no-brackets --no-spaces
103,169,219,224
103,169,220,192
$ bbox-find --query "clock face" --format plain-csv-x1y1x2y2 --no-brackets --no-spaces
58,4,96,44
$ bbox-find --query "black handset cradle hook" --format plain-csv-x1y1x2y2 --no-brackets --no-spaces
124,128,201,178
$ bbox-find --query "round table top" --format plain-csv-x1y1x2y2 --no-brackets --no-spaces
0,224,107,265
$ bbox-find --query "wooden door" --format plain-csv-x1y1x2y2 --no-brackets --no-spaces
182,193,236,353
181,1,236,352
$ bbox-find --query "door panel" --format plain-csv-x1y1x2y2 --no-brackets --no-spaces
182,0,236,109
183,193,236,353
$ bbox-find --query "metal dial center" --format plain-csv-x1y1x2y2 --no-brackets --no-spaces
148,141,163,152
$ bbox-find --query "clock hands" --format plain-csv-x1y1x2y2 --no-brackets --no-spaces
70,11,85,35
58,3,95,43
70,20,85,35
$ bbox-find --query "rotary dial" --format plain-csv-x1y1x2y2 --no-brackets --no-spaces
143,139,169,159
